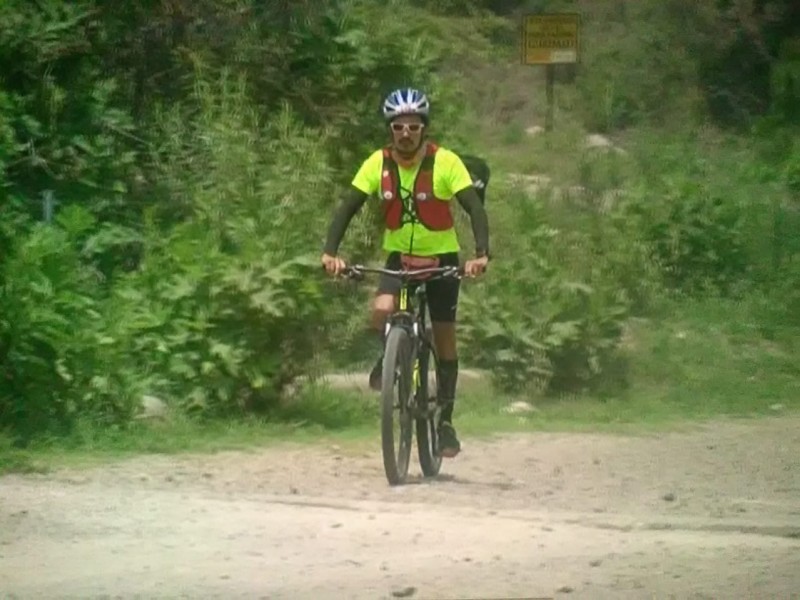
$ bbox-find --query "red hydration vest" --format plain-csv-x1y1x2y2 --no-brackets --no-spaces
380,142,454,231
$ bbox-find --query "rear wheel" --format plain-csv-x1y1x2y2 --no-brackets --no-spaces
416,331,442,477
381,326,414,485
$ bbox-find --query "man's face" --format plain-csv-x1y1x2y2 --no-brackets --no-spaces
389,114,425,154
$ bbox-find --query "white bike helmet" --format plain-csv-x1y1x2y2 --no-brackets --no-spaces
382,88,430,123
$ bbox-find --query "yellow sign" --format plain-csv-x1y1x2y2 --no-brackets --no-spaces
522,13,580,65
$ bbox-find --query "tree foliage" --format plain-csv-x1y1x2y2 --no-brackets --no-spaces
1,0,799,437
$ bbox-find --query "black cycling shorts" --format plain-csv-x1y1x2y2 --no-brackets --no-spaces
376,252,460,323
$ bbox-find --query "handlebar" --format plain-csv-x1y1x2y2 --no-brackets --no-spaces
342,264,464,282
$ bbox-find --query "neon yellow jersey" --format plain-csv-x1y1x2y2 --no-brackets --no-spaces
351,146,473,256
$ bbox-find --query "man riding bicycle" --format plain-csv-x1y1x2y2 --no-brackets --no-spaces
321,87,490,458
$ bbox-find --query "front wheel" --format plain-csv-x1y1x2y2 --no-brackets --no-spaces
381,326,414,485
416,331,442,478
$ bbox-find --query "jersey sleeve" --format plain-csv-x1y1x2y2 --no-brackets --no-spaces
351,150,384,196
438,148,474,198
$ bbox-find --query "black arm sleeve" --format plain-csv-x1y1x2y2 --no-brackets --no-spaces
455,186,490,257
322,186,370,255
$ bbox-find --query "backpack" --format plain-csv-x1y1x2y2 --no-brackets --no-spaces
458,154,490,205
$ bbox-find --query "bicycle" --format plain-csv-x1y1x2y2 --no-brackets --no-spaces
343,263,463,486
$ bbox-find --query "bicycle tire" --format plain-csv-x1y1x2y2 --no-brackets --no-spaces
416,330,442,477
381,326,414,485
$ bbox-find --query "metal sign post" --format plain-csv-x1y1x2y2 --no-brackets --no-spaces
521,13,581,132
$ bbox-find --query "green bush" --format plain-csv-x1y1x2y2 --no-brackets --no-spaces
460,186,630,395
112,231,326,417
0,207,142,440
106,73,335,417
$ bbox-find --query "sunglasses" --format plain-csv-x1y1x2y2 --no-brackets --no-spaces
390,122,425,133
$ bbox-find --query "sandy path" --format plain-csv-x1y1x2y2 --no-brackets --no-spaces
1,416,798,599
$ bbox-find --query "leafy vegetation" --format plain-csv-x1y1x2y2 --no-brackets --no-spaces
1,0,799,447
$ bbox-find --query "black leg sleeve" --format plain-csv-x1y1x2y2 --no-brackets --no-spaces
437,358,459,423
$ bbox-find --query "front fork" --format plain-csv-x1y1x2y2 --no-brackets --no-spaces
388,288,437,419
413,327,441,421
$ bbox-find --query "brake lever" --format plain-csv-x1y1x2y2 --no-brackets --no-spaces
344,266,365,281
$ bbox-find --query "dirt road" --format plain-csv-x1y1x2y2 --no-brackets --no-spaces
2,416,799,599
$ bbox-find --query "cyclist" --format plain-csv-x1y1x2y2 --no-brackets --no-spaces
321,87,490,458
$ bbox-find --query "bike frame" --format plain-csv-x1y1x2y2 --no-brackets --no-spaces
345,264,461,414
394,282,431,416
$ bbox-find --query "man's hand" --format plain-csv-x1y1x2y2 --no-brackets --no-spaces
463,255,489,277
321,253,346,276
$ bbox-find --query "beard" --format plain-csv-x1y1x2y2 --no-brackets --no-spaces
395,137,421,159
